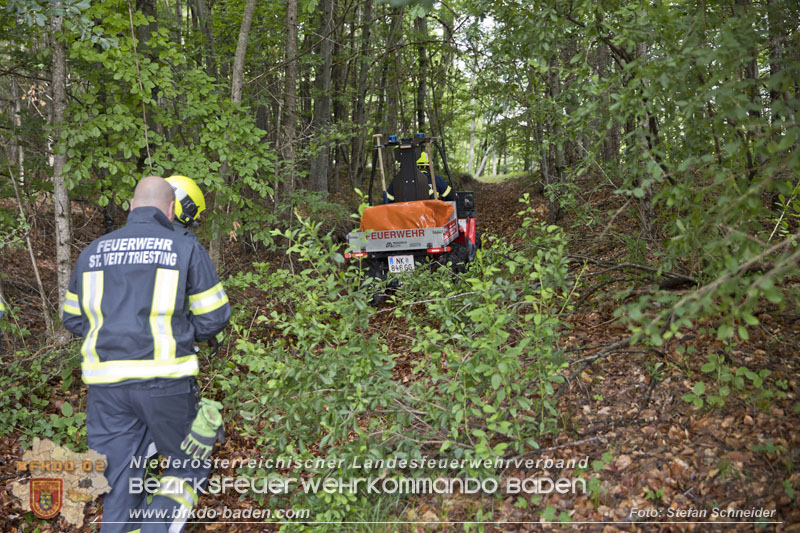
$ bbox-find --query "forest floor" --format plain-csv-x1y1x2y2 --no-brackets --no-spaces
1,177,798,532
445,177,800,532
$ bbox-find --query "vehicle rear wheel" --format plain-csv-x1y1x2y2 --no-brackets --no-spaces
445,241,470,273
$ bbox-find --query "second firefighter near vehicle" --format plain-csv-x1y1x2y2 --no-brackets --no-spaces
345,132,480,279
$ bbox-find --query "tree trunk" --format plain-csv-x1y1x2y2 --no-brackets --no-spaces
188,1,200,65
136,0,157,51
522,109,533,172
383,8,403,174
231,0,256,104
430,8,454,152
537,120,550,186
128,0,160,173
196,0,217,78
10,79,50,332
11,80,26,189
766,0,781,120
280,0,299,196
309,0,335,193
598,43,619,167
414,15,428,131
298,26,314,126
546,56,565,223
548,56,565,185
173,0,182,45
209,0,257,268
468,114,476,176
330,17,348,193
560,38,579,168
475,144,493,179
349,0,372,189
766,0,795,130
10,166,53,335
51,14,70,336
634,41,657,240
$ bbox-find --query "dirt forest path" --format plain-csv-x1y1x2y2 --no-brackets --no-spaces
471,178,545,244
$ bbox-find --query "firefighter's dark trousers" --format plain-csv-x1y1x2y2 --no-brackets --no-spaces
87,377,210,533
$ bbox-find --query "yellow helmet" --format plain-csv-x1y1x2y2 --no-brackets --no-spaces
165,175,205,227
416,151,430,169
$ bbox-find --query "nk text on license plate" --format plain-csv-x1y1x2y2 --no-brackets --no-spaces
388,255,415,273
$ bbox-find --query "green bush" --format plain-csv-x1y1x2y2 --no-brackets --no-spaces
0,347,86,450
393,196,573,462
217,203,575,525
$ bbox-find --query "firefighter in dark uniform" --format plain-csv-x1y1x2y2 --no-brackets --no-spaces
142,176,209,462
383,152,454,203
165,175,204,242
62,176,230,533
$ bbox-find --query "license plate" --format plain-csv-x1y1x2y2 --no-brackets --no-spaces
388,255,415,273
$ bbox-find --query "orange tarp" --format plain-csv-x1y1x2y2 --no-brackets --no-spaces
360,200,454,232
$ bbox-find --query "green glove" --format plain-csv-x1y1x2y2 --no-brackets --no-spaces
181,398,224,460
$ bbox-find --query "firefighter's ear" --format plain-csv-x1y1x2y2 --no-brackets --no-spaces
166,200,175,222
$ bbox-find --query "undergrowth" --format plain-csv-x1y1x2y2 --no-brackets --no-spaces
218,202,577,526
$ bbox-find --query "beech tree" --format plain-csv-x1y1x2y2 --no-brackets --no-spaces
280,0,298,197
308,0,335,194
50,10,71,325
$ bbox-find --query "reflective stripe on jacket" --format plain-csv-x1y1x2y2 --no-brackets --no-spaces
62,207,230,385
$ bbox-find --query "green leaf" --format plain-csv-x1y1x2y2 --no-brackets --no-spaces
692,382,706,395
541,505,557,522
61,402,74,417
701,361,716,373
716,324,734,340
737,325,749,341
490,442,508,456
742,313,759,326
